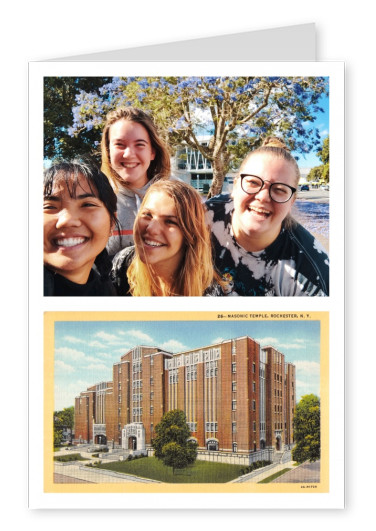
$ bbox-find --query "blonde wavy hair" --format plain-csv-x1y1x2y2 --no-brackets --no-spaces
100,107,171,192
127,180,218,296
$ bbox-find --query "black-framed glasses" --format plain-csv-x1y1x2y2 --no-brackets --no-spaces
240,174,296,203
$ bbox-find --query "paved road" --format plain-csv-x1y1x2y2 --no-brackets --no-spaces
296,190,329,203
233,460,320,484
272,460,320,483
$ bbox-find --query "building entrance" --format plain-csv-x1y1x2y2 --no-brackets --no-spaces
207,439,219,451
122,423,146,451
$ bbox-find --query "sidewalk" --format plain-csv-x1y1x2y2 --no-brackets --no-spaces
54,463,160,484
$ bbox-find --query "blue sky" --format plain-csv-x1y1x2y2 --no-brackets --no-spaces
54,319,321,411
295,93,329,170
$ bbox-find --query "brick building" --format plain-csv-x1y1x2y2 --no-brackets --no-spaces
74,336,296,456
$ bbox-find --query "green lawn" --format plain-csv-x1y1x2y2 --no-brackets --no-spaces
95,457,244,483
258,468,291,483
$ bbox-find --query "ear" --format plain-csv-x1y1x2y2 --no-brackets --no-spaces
150,147,156,161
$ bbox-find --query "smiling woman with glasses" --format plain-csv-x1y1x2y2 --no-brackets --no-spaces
206,137,329,296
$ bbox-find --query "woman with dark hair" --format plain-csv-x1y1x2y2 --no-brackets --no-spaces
111,180,223,296
43,158,119,296
101,107,171,257
206,137,329,296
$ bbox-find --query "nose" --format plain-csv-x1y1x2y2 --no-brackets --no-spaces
122,146,134,158
254,182,271,201
55,208,81,229
145,217,161,235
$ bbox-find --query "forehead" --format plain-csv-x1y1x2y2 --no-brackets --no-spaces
47,172,98,197
143,190,176,213
241,153,296,185
109,119,151,141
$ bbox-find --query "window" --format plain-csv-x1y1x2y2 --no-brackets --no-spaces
253,421,256,432
232,422,237,433
150,406,154,415
232,381,237,392
232,400,237,411
232,362,236,373
253,362,256,373
252,400,256,411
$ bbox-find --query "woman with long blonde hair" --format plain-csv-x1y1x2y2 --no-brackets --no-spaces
111,180,223,296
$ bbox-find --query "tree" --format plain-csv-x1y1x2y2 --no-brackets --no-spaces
292,394,320,464
44,77,112,161
307,136,329,183
152,410,198,473
60,76,328,197
54,406,74,446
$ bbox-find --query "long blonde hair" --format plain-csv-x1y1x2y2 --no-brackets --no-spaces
127,180,218,296
100,107,171,192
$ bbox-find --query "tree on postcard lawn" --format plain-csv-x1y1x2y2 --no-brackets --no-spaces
67,76,328,197
54,406,74,446
292,394,320,463
152,409,198,473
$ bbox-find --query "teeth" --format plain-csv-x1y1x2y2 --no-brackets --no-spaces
122,163,138,168
250,207,270,216
56,237,86,247
144,239,164,247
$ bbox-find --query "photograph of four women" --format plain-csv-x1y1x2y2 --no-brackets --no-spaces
43,106,329,297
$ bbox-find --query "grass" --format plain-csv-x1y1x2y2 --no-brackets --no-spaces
258,468,291,483
54,453,89,462
95,456,245,483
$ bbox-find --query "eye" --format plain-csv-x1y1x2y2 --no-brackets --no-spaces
82,201,99,208
165,218,178,226
43,202,58,211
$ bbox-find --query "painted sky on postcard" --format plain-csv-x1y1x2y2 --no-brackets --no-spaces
54,319,321,411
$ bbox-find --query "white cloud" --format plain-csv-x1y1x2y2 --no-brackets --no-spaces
55,359,75,374
254,336,279,346
63,335,85,344
87,340,106,348
293,360,320,375
211,337,225,344
86,362,110,371
128,329,154,343
55,346,86,361
95,331,119,342
160,339,187,353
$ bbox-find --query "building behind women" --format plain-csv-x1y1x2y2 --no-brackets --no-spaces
206,137,329,296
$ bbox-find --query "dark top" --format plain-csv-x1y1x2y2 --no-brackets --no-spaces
44,266,117,296
206,194,329,297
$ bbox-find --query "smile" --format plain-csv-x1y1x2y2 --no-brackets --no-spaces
248,206,271,218
143,239,165,248
122,162,139,168
54,237,87,248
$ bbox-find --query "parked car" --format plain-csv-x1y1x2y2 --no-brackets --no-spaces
300,184,310,191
